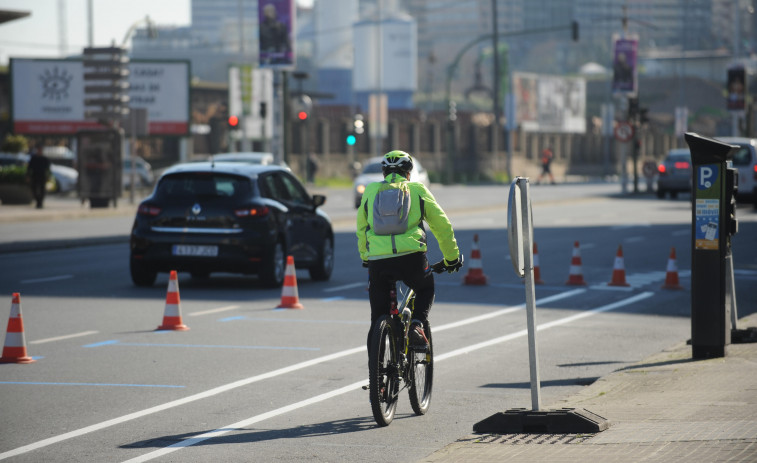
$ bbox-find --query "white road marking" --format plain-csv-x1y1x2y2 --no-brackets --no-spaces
188,305,240,317
323,282,367,292
122,291,654,463
20,275,73,284
0,288,621,461
29,331,99,345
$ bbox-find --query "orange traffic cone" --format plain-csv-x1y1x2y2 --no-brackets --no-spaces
157,271,189,331
0,293,35,364
533,242,545,285
565,241,587,286
463,234,488,285
662,247,684,290
277,256,304,309
608,245,630,287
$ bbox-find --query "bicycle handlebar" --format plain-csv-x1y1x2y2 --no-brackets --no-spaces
427,260,449,275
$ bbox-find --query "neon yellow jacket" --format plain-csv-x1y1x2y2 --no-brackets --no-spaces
357,173,459,262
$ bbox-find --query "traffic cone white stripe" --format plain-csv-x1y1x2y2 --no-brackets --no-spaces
157,271,189,330
463,234,488,285
1,292,35,364
565,241,587,286
278,256,304,309
608,245,630,287
662,247,684,290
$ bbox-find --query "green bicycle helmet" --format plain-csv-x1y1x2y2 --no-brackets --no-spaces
381,150,414,175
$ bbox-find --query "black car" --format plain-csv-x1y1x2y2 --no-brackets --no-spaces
130,162,334,287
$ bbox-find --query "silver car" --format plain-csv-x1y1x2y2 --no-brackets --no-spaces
656,148,692,199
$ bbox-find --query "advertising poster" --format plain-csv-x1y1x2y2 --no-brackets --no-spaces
513,72,586,133
258,0,295,69
612,37,637,95
11,58,189,136
694,164,721,251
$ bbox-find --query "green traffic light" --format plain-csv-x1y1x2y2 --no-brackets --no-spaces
346,134,356,146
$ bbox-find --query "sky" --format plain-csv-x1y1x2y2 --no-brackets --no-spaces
0,0,312,66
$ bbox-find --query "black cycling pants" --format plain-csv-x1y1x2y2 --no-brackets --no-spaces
367,252,435,326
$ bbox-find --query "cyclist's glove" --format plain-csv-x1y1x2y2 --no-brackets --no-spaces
362,260,369,268
443,255,464,273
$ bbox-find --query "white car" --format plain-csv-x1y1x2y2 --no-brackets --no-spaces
208,152,290,170
122,156,155,189
0,153,78,194
353,156,430,208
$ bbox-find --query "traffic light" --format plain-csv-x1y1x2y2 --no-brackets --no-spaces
639,107,650,124
627,97,639,119
448,101,457,121
571,20,579,42
346,134,357,146
228,115,240,128
298,110,308,121
353,114,364,134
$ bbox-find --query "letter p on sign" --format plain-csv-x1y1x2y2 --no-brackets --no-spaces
698,165,717,190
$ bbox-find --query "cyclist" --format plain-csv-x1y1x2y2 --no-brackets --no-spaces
357,150,463,352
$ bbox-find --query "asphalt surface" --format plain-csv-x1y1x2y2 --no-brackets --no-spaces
1,185,756,462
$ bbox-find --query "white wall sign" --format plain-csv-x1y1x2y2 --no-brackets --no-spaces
11,58,190,136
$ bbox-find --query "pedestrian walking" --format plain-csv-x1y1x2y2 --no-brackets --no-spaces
537,146,556,185
26,146,51,208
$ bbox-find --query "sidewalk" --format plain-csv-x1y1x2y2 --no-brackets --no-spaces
420,313,757,463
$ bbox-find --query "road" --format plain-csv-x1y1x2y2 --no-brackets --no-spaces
0,183,755,462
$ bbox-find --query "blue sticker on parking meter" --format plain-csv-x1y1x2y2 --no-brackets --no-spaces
695,200,719,250
694,164,721,250
697,165,718,190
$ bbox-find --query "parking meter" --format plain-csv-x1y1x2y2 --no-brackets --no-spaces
684,133,739,359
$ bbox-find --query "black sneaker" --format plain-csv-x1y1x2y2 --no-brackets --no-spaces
409,322,429,351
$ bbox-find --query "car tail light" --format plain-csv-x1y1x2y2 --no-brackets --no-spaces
234,206,270,217
137,204,161,216
658,164,666,174
674,161,690,169
754,164,757,180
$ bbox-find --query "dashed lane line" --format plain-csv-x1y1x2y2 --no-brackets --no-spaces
0,288,582,461
122,291,654,463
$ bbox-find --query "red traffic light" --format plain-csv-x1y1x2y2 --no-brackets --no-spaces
298,111,308,121
228,115,239,127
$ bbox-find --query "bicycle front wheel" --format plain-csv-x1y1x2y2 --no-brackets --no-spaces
368,315,398,427
408,320,433,415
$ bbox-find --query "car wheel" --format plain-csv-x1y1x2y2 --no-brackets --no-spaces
309,236,334,281
130,258,157,287
656,189,665,199
355,198,362,208
670,191,678,199
260,240,285,288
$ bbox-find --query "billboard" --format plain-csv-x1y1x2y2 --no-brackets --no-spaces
612,37,638,95
11,58,190,136
513,72,586,133
258,0,295,69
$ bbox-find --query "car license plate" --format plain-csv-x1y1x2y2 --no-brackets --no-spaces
172,245,218,257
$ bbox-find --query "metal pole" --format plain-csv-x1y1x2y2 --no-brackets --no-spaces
492,0,504,178
518,177,541,411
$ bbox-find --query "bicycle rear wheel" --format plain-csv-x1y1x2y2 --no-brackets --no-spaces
368,315,399,426
408,320,433,415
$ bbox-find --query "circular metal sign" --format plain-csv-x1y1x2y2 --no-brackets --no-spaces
614,122,634,142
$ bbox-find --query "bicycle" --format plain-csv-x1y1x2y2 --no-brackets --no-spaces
366,260,447,427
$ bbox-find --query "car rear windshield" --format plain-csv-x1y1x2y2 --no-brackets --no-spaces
667,153,691,162
155,173,252,200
